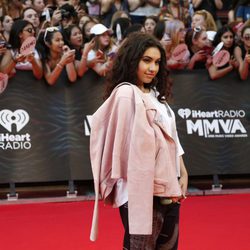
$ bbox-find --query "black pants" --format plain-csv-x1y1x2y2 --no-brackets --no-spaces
119,197,180,250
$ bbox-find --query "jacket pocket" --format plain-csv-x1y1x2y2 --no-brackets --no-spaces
153,179,168,195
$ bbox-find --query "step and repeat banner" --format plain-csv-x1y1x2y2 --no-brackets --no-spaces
0,70,249,183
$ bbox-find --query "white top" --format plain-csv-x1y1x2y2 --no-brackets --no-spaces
115,88,184,207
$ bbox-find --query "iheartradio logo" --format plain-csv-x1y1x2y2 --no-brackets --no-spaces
0,109,29,132
178,108,191,119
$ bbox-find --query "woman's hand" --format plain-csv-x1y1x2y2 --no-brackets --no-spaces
13,53,26,63
60,45,75,65
193,50,207,62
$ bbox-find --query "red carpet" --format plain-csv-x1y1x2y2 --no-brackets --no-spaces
0,194,250,250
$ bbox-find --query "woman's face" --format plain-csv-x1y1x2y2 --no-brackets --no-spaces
98,31,111,48
221,31,234,49
23,9,40,28
33,0,45,13
79,16,91,30
70,26,83,48
19,24,35,42
144,18,156,35
193,30,209,49
137,47,161,87
49,31,64,53
84,21,95,38
3,16,13,33
177,23,186,43
191,14,205,29
242,28,250,48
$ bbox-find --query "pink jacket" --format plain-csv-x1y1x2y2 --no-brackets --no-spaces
90,83,182,241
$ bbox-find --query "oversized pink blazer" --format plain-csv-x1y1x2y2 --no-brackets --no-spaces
90,83,182,241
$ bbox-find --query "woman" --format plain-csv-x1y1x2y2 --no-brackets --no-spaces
90,32,188,249
0,15,14,42
36,26,77,85
164,19,189,70
207,25,238,80
186,26,211,70
62,24,95,77
87,23,117,76
191,10,217,32
0,19,43,79
144,15,158,35
234,24,250,80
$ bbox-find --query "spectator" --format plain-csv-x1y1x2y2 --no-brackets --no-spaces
228,0,241,23
235,0,250,22
164,19,189,69
32,0,45,16
110,10,130,30
7,0,23,20
186,26,211,69
79,14,94,30
59,3,78,29
36,26,77,84
82,19,98,42
124,23,145,38
234,24,250,80
0,15,14,42
100,0,129,28
207,25,238,80
192,0,223,28
0,19,43,79
159,0,191,27
22,7,40,34
87,23,117,76
191,9,218,31
0,0,8,17
22,0,32,9
144,15,158,35
62,24,95,77
112,17,131,45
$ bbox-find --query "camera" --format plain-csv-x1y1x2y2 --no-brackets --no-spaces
0,40,12,49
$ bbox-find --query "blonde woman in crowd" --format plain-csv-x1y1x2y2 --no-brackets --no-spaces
191,10,218,31
164,19,189,69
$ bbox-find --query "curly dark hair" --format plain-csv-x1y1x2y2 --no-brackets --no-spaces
105,32,171,102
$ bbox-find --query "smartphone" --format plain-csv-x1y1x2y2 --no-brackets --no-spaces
0,40,12,49
107,51,116,59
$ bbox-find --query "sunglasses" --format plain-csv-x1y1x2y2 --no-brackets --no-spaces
192,26,202,40
243,35,250,41
44,26,59,43
23,27,35,33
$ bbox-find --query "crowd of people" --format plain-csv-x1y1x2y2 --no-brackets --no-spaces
0,0,249,92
